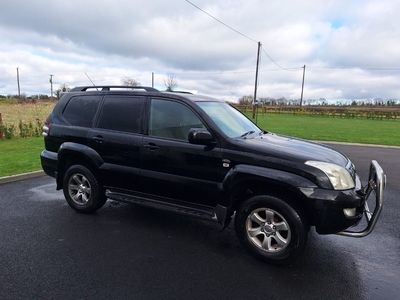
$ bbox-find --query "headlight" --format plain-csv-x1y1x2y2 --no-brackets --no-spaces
305,161,355,190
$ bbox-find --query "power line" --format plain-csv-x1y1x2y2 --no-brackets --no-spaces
186,1,295,72
260,47,300,71
186,0,258,43
186,1,400,73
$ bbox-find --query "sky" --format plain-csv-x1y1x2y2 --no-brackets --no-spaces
1,0,400,102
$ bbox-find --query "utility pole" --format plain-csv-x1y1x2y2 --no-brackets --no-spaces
17,67,21,100
152,72,154,88
300,65,306,107
252,41,261,119
49,75,54,100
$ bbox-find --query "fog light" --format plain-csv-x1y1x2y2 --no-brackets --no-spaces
343,208,356,218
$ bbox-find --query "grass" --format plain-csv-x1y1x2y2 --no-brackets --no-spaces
0,137,44,177
0,100,55,177
249,113,400,146
0,99,55,126
0,110,399,178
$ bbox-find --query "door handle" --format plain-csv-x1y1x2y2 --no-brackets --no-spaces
92,136,105,143
144,143,159,151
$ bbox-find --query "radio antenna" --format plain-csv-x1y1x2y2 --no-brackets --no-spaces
85,73,98,90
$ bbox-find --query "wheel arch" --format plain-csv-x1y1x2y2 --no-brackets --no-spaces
56,142,104,189
220,165,317,226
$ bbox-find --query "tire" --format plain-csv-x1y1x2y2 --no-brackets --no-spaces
63,164,107,213
235,195,308,265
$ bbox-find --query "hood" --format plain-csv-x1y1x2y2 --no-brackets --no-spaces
236,132,349,167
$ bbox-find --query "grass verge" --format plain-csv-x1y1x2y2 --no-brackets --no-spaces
0,137,44,177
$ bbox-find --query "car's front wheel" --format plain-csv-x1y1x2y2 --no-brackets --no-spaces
235,195,308,265
63,165,107,213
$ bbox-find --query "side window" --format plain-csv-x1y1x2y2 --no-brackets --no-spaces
149,99,204,140
96,96,144,134
63,95,101,127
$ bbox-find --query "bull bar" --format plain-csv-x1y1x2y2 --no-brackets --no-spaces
338,160,386,237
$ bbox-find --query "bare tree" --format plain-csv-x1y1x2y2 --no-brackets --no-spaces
164,73,178,91
238,95,253,105
122,77,140,86
56,83,71,99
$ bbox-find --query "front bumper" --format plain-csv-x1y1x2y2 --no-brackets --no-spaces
337,160,386,237
307,160,385,236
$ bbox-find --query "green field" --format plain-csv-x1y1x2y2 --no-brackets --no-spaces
251,113,400,146
0,113,399,178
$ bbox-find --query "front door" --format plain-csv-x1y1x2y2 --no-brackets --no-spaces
141,98,221,207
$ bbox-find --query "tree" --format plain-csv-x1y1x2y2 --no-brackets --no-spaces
56,83,71,99
238,95,253,105
164,73,178,91
277,97,287,105
18,93,27,103
374,98,383,106
122,77,140,86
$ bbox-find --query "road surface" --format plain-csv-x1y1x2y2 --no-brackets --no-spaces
0,143,399,300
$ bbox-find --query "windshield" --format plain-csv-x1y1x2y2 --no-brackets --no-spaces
196,102,262,138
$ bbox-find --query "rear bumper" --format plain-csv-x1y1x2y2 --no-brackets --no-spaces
40,150,58,179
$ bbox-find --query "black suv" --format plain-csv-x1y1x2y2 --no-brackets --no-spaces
41,86,385,265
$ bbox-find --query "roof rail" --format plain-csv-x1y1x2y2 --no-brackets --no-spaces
70,86,160,92
167,90,193,94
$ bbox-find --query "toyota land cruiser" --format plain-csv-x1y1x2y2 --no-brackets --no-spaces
41,86,385,265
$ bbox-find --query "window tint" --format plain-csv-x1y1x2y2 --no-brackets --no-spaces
96,96,144,133
149,99,203,140
63,95,101,127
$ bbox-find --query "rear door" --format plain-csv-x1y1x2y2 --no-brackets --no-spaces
141,97,221,207
88,95,145,190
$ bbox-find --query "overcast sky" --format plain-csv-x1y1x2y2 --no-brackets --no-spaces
1,0,400,102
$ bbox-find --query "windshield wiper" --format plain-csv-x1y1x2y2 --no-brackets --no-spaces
241,130,255,138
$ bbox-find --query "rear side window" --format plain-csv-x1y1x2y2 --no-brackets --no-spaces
63,95,101,127
96,96,145,134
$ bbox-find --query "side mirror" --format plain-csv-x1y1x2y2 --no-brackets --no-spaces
188,128,214,145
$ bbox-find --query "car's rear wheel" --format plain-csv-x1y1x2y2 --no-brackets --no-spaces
235,195,308,265
63,165,107,213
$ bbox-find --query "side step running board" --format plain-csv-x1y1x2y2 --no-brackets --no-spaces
105,189,218,221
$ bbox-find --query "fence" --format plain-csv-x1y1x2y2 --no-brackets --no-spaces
235,105,400,120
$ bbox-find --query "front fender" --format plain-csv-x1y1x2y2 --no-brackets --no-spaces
222,164,317,190
218,164,317,207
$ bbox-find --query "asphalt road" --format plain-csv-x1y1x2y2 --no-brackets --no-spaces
0,143,399,300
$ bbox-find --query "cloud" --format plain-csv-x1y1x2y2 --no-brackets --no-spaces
0,0,400,101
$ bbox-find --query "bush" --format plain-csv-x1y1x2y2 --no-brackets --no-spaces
0,120,42,139
0,123,16,139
